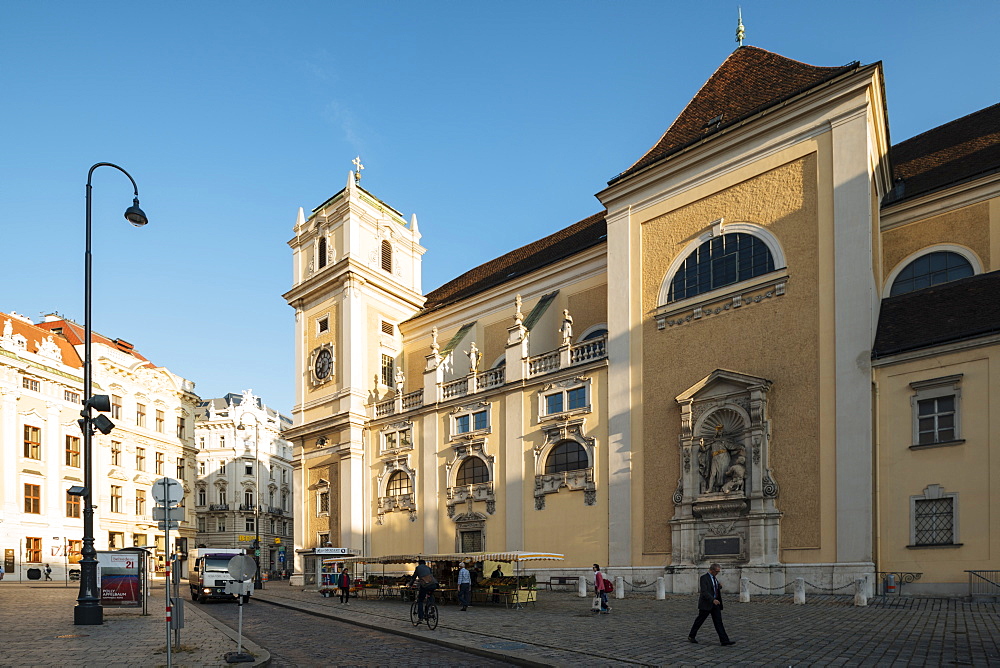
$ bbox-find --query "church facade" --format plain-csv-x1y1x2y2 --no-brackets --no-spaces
284,46,1000,595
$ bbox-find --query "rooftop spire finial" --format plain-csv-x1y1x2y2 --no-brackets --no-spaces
736,7,745,47
352,156,364,185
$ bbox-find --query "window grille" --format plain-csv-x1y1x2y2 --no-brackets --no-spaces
914,497,954,545
668,232,774,302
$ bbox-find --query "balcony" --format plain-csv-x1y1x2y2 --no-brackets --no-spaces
267,506,285,516
239,503,257,512
373,335,607,419
208,503,229,511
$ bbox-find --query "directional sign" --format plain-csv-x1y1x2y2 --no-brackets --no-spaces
157,521,179,530
151,477,184,505
152,506,185,521
278,553,285,562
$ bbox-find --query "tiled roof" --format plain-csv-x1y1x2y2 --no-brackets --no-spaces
419,212,607,313
37,318,156,368
873,270,1000,358
0,312,83,368
884,102,1000,204
610,46,860,184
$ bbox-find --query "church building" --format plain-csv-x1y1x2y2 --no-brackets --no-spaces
283,45,1000,595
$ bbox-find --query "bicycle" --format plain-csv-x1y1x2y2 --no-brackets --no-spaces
410,591,439,630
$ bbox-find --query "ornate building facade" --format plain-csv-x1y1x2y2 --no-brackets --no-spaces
192,390,294,575
284,47,1000,595
1,313,199,579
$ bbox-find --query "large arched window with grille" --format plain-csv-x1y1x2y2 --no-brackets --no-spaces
386,470,412,496
544,441,589,474
381,240,392,272
889,251,974,297
456,457,489,485
668,232,775,302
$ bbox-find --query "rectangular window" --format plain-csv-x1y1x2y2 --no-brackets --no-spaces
197,516,206,532
176,458,186,480
111,441,122,466
155,452,164,475
67,491,81,518
455,415,470,433
155,410,165,433
219,435,226,448
318,491,330,514
199,436,206,449
24,483,41,514
68,540,82,564
245,462,253,476
176,417,185,439
473,410,488,431
543,384,589,417
111,485,123,513
133,533,148,547
109,532,124,549
135,490,147,516
546,393,564,415
198,461,206,475
318,532,330,547
381,354,394,386
136,447,146,471
460,530,483,553
914,497,955,545
65,435,81,467
217,518,226,532
246,517,255,532
22,377,40,392
910,375,962,447
65,390,81,404
381,320,394,335
136,403,146,428
111,395,122,419
318,316,329,333
197,488,206,506
455,410,488,435
26,537,42,563
567,387,587,410
23,425,41,459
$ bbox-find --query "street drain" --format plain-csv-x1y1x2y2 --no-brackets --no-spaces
481,641,529,650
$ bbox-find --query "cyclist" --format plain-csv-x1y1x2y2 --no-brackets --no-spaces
409,558,438,620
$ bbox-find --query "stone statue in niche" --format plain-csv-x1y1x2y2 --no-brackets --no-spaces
698,435,745,494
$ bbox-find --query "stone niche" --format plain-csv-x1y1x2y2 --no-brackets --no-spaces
670,369,781,567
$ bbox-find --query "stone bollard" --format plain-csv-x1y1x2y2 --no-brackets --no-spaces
578,576,587,597
615,576,624,599
794,577,806,604
656,576,666,600
739,577,750,603
853,578,868,607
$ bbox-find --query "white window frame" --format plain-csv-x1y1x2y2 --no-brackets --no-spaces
883,244,982,299
380,421,414,454
909,374,962,449
538,377,592,421
909,484,960,548
450,402,491,441
316,479,330,517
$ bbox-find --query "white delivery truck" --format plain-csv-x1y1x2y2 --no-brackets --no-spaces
189,548,251,603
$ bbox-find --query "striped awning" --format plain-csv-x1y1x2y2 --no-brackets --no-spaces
324,550,564,566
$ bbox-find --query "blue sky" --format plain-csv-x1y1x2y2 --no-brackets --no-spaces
1,1,996,415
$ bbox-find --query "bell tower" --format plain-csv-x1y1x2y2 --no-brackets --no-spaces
284,169,425,575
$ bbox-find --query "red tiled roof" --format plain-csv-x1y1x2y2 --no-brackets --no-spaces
419,212,607,313
885,102,1000,204
1,312,83,368
610,46,860,184
37,318,156,368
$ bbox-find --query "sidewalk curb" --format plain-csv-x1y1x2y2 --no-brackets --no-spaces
186,600,271,666
256,595,554,667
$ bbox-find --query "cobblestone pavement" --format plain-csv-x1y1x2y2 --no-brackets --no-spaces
195,593,512,666
251,584,1000,667
0,580,267,667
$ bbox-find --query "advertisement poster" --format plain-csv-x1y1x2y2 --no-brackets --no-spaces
97,552,142,607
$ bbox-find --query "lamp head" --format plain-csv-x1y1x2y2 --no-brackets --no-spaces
124,198,148,227
67,485,87,497
92,414,115,435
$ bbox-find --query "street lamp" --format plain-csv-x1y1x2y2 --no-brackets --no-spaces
75,163,148,626
237,413,264,590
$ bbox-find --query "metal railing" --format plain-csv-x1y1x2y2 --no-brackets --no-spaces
208,503,229,511
967,570,1000,597
875,571,922,594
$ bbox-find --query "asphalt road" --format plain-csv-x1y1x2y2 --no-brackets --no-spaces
193,597,515,667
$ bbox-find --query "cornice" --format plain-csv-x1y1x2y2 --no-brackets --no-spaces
872,332,1000,366
879,172,1000,231
283,256,424,310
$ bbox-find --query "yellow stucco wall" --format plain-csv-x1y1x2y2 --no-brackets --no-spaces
640,153,826,558
882,202,990,287
301,299,339,423
306,459,339,542
567,284,608,337
875,351,998,584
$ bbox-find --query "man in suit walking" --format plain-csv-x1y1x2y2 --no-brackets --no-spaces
688,563,735,646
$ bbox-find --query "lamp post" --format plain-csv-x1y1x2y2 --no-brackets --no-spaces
237,413,263,590
75,163,148,626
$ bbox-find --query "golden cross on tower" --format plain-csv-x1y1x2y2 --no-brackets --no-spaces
352,156,364,184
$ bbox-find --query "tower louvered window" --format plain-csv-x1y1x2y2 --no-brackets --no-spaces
318,237,328,269
381,240,392,272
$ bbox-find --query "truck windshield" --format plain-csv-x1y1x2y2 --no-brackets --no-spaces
205,558,233,571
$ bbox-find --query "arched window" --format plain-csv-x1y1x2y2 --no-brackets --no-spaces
386,471,412,496
456,458,489,486
582,328,608,341
668,232,775,302
318,237,327,269
381,240,392,272
889,251,974,297
544,441,589,474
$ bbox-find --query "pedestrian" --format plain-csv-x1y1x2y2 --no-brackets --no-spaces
491,565,503,579
338,567,351,604
592,564,611,614
44,564,52,581
688,563,735,646
457,561,472,611
0,562,5,581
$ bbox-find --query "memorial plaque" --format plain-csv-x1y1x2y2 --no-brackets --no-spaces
704,536,740,557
